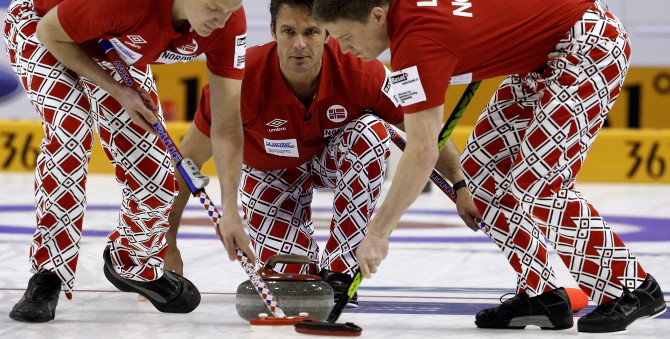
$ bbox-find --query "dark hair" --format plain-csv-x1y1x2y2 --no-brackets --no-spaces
312,0,392,24
270,0,315,28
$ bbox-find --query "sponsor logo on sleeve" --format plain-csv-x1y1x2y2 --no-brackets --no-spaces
326,105,348,123
264,138,299,157
266,118,287,132
449,73,473,85
389,72,408,83
234,34,246,69
382,65,401,107
109,38,143,65
388,66,426,106
237,35,246,46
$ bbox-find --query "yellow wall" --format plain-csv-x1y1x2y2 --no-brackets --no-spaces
446,68,670,129
152,62,209,121
0,120,218,176
152,63,670,128
2,120,670,183
2,64,668,183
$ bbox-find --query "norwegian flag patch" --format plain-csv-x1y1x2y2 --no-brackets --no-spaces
176,39,199,55
326,105,347,123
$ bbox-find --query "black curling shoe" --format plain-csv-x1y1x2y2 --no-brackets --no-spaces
476,287,574,330
578,274,666,333
320,269,359,308
103,246,201,313
9,272,61,322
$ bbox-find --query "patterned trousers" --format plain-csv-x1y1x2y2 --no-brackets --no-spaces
4,0,176,298
460,3,646,304
241,114,390,275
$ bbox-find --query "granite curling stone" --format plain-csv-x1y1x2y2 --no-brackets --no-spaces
236,255,334,321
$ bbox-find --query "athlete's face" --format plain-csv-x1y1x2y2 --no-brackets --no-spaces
185,0,242,37
272,5,327,76
324,8,390,62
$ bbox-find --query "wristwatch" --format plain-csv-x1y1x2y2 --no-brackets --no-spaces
452,180,467,195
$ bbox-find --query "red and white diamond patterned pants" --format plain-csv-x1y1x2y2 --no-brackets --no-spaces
4,0,176,298
460,3,646,304
241,114,390,275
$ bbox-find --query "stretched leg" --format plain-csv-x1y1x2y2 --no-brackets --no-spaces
462,76,575,330
4,1,94,300
84,63,200,313
241,165,320,274
310,114,390,307
509,4,644,304
313,114,390,275
83,63,177,281
461,77,560,297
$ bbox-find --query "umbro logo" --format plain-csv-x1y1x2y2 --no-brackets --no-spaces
267,119,287,132
125,35,146,49
127,35,146,44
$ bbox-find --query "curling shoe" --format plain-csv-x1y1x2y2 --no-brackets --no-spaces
320,269,358,308
578,274,666,333
476,287,573,330
9,272,61,322
103,246,200,313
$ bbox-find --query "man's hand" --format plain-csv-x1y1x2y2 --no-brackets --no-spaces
217,211,256,263
355,107,443,279
114,86,159,135
455,189,482,232
207,74,246,262
356,231,389,279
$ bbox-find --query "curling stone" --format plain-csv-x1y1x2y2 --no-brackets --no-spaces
236,255,334,321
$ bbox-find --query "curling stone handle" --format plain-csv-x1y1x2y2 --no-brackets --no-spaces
265,254,312,269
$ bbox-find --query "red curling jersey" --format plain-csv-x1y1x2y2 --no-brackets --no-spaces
387,0,594,113
34,0,246,78
195,39,404,171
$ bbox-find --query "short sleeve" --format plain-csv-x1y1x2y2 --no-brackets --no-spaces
205,7,246,79
364,61,405,124
57,0,124,43
390,36,458,114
